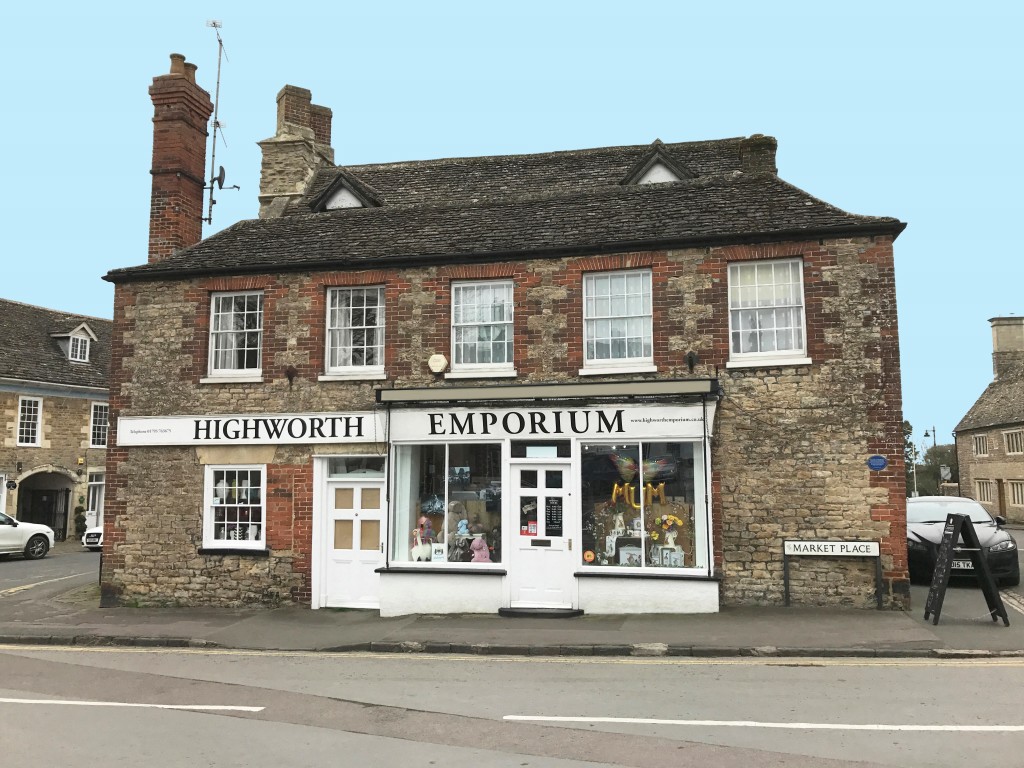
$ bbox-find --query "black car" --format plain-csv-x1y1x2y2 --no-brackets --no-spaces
906,496,1019,587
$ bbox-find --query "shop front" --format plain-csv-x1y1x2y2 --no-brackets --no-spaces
377,380,719,617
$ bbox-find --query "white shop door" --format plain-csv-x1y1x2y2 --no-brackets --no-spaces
324,481,384,608
508,461,576,608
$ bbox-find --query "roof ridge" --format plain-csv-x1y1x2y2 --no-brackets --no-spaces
0,296,112,324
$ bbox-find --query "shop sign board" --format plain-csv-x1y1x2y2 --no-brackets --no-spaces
784,540,879,557
390,403,714,441
118,412,386,446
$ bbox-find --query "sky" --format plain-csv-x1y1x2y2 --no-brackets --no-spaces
1,1,1020,450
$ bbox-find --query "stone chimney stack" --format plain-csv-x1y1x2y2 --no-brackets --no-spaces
258,85,334,218
739,134,778,175
148,54,214,263
991,316,1024,380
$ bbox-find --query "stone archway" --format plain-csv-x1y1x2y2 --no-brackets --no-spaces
16,465,77,541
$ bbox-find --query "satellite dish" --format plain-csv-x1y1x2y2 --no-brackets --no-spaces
213,165,226,190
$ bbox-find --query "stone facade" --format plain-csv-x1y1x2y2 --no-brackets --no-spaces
103,235,907,608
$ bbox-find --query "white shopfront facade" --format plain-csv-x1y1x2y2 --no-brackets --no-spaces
375,380,719,617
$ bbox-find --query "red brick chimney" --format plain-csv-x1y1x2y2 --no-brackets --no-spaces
148,53,214,263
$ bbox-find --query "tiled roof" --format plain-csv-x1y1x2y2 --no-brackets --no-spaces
107,171,904,281
0,298,111,390
291,138,749,213
955,373,1024,432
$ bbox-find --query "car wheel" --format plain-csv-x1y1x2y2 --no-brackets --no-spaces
24,535,49,560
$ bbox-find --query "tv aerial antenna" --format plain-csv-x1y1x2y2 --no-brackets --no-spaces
204,20,239,225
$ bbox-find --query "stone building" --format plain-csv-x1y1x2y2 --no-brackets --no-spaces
0,298,111,540
100,54,909,614
954,316,1024,523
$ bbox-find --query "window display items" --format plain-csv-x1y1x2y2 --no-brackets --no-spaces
417,516,436,542
470,536,491,562
410,528,432,561
650,514,685,548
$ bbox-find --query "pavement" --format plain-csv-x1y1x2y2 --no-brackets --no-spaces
2,536,1023,659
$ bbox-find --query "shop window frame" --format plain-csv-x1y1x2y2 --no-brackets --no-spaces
202,464,267,551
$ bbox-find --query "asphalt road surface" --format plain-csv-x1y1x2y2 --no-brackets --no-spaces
2,646,1023,768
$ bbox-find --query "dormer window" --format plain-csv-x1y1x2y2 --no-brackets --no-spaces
70,335,90,362
635,162,681,185
52,323,98,363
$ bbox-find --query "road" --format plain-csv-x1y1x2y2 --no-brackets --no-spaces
0,540,97,600
2,646,1024,767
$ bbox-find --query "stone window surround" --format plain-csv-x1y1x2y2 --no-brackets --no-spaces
1009,480,1024,507
17,396,42,447
727,256,807,364
976,479,995,503
90,402,109,448
1003,429,1023,456
202,464,267,551
973,434,989,457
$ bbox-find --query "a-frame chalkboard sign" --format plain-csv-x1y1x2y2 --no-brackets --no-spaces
923,512,1009,626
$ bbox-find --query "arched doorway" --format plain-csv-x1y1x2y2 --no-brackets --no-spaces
17,469,75,541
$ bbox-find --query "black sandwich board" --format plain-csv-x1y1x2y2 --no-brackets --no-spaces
922,512,1009,626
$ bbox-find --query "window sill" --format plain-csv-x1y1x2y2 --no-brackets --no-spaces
198,547,270,557
725,356,812,370
318,371,387,382
575,568,718,581
200,375,264,384
444,369,518,380
376,565,507,575
578,364,657,377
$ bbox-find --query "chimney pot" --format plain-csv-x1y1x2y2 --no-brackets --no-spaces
169,53,186,75
184,62,197,84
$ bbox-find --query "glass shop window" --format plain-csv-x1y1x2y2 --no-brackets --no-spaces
393,443,502,565
579,441,700,571
328,456,386,478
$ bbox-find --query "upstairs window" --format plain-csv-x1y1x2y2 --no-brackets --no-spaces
18,397,42,446
69,335,90,362
326,287,385,374
973,435,989,457
90,402,109,448
451,281,514,373
583,270,653,370
209,292,263,377
728,259,806,362
1004,430,1023,455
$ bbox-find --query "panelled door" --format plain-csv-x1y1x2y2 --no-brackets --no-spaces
324,481,384,608
509,461,576,608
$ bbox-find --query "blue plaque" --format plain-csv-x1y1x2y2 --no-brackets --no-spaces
866,455,888,471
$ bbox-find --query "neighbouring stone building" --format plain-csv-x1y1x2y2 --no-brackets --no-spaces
0,298,111,541
955,316,1024,523
99,54,909,614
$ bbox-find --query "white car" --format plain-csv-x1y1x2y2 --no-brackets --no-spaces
82,526,103,551
0,511,55,560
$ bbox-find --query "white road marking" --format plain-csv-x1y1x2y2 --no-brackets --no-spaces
504,715,1024,732
1001,589,1024,616
0,572,92,597
0,697,263,712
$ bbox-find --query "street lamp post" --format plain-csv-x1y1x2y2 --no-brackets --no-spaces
911,444,919,497
922,426,938,494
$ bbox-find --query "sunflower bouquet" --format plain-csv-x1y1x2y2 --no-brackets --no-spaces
649,514,685,542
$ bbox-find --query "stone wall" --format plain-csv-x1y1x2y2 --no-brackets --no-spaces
104,235,907,607
956,428,1024,523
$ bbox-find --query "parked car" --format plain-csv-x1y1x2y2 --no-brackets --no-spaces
82,526,103,551
906,496,1019,587
0,511,55,560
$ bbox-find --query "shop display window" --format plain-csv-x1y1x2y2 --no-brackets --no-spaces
392,443,502,564
203,465,265,549
579,441,700,570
